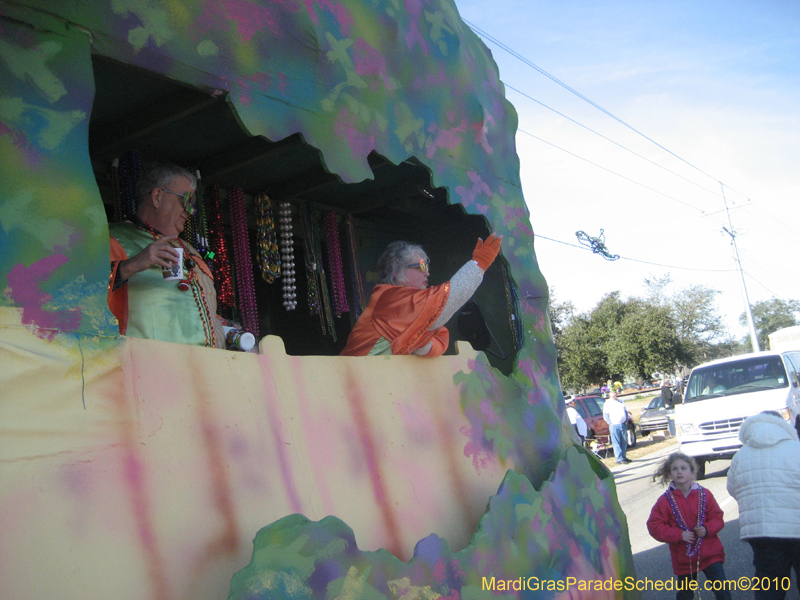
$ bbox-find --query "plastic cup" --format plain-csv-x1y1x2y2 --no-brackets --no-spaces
162,247,184,280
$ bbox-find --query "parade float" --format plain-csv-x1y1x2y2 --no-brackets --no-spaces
0,0,637,598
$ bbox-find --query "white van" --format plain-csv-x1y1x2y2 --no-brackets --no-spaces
675,350,800,478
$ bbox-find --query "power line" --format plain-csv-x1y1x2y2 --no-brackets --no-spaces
465,17,788,309
465,19,753,206
534,233,735,272
504,84,723,203
738,248,798,295
518,127,725,219
740,204,800,241
742,270,785,301
465,20,722,183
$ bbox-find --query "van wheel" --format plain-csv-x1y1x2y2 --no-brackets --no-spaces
626,423,637,448
696,460,706,480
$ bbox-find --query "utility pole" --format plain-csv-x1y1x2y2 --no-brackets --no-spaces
720,183,760,352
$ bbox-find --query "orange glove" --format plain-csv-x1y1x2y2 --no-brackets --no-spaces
472,234,502,271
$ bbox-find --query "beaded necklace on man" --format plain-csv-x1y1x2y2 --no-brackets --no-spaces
130,216,217,348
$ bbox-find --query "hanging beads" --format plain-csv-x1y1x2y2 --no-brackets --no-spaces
119,150,140,221
303,203,335,339
110,158,123,223
501,261,524,352
194,170,211,260
208,185,235,310
323,210,349,316
278,202,297,310
229,188,260,338
255,193,281,283
302,203,322,317
344,214,366,320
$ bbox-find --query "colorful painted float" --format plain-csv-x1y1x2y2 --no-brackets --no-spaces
0,0,637,598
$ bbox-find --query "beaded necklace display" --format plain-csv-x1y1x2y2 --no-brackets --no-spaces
181,200,196,246
208,185,235,310
193,171,212,261
665,485,706,560
119,150,141,221
228,188,260,338
278,202,297,310
254,192,281,283
110,158,123,223
344,214,366,319
323,210,349,316
130,216,217,348
500,261,524,352
302,203,335,338
302,203,322,316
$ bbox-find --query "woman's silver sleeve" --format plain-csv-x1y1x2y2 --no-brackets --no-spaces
430,260,484,329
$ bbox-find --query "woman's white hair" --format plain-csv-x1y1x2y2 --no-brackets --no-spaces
377,241,428,286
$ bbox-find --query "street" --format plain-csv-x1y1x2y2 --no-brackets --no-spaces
613,445,799,599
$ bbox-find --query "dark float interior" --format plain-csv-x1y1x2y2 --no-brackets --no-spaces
89,55,520,373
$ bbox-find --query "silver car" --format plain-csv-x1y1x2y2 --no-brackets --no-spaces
638,394,673,435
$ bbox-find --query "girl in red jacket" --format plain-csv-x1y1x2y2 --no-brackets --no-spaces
646,452,732,600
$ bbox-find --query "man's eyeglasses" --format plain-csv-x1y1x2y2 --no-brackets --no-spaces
406,259,429,274
161,188,197,216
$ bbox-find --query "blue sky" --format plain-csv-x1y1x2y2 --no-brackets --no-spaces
454,0,800,342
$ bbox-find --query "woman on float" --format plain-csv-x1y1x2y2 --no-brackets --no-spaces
340,235,501,357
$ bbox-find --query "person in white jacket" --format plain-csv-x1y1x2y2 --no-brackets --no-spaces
566,398,588,445
727,411,800,600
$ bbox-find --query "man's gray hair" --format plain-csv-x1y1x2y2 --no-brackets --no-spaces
377,241,428,286
135,163,196,208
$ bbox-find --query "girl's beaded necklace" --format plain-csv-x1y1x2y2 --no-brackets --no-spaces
665,482,706,590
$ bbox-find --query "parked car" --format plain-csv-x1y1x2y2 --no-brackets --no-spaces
571,395,637,448
637,394,673,435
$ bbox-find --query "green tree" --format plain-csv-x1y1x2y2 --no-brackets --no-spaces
548,286,575,367
606,300,684,380
555,292,685,389
672,285,727,364
557,314,607,391
741,298,800,351
553,285,732,390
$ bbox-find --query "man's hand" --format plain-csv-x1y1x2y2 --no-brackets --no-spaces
119,236,180,282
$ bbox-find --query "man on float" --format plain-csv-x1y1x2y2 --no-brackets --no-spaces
108,162,226,349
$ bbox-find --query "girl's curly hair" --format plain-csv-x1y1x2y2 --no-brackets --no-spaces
652,452,698,486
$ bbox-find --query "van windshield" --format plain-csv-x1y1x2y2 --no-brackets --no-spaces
684,356,788,403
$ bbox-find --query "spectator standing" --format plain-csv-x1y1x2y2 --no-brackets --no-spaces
661,378,674,409
727,411,800,600
602,390,630,464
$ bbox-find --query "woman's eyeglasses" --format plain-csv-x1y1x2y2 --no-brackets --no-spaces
160,188,197,216
406,259,429,274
